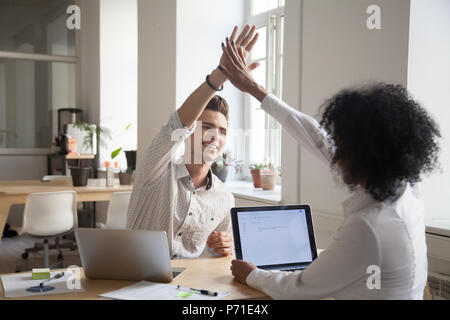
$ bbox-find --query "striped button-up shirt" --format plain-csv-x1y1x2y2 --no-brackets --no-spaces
127,110,235,259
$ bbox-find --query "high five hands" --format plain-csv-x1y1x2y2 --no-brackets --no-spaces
220,26,268,102
219,25,260,75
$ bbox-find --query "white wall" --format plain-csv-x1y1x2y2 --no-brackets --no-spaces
176,0,245,176
408,0,450,224
79,0,100,124
137,0,177,152
281,0,302,204
282,0,411,248
99,0,137,169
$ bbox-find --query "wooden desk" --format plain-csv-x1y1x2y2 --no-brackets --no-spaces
0,179,133,247
0,256,267,300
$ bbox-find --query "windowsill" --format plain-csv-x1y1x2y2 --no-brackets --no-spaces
426,219,450,237
224,179,282,205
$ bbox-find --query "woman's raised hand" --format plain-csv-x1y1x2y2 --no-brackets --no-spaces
220,35,269,101
219,25,259,72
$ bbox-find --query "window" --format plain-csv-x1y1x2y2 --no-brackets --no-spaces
244,0,284,171
0,0,77,150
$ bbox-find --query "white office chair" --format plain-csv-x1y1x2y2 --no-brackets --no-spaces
103,192,132,230
19,191,78,268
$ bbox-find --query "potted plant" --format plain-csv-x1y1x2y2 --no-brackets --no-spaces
111,147,134,185
70,161,90,187
70,121,112,185
125,150,137,172
249,162,265,188
72,121,112,155
211,151,242,183
122,123,137,172
260,162,277,190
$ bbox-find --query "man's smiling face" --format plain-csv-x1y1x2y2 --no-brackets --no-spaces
186,109,228,165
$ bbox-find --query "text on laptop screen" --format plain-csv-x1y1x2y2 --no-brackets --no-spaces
237,209,313,266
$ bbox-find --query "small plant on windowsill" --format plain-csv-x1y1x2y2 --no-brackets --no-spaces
249,162,265,188
211,151,242,183
249,161,280,190
259,161,279,191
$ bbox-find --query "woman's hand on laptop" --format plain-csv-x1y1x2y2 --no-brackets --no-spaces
206,231,233,256
230,260,257,284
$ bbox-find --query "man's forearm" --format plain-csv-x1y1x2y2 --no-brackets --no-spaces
177,67,227,129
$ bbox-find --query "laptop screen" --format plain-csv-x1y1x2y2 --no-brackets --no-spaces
232,205,317,269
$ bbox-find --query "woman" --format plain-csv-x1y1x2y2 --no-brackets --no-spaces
220,37,440,299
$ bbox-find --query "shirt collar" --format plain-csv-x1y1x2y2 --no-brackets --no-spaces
174,162,190,180
174,163,213,191
342,184,411,217
342,187,376,217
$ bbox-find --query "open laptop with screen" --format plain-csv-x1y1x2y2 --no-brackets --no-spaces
231,205,318,271
75,228,186,282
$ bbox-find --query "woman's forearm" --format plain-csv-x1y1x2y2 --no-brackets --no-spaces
249,81,269,103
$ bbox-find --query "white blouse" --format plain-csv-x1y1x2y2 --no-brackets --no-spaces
245,94,428,300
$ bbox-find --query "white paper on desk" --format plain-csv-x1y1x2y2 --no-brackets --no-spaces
1,270,85,298
100,281,229,300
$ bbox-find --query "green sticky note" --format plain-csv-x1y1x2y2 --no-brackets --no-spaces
32,268,51,280
177,291,194,298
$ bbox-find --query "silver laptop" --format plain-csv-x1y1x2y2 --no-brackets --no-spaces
75,228,185,282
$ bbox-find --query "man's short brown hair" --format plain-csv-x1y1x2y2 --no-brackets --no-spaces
205,95,229,122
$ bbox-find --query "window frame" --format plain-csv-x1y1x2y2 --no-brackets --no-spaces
242,1,285,180
0,0,79,155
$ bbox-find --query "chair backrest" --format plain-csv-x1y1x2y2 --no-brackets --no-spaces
22,191,77,236
105,192,132,229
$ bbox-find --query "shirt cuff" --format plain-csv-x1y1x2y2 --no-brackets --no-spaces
168,111,197,163
168,110,197,135
260,93,291,125
246,268,269,292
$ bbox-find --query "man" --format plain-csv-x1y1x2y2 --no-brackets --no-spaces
127,26,259,259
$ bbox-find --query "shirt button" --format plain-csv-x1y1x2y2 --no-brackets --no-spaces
188,212,193,216
178,232,182,237
193,191,196,195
